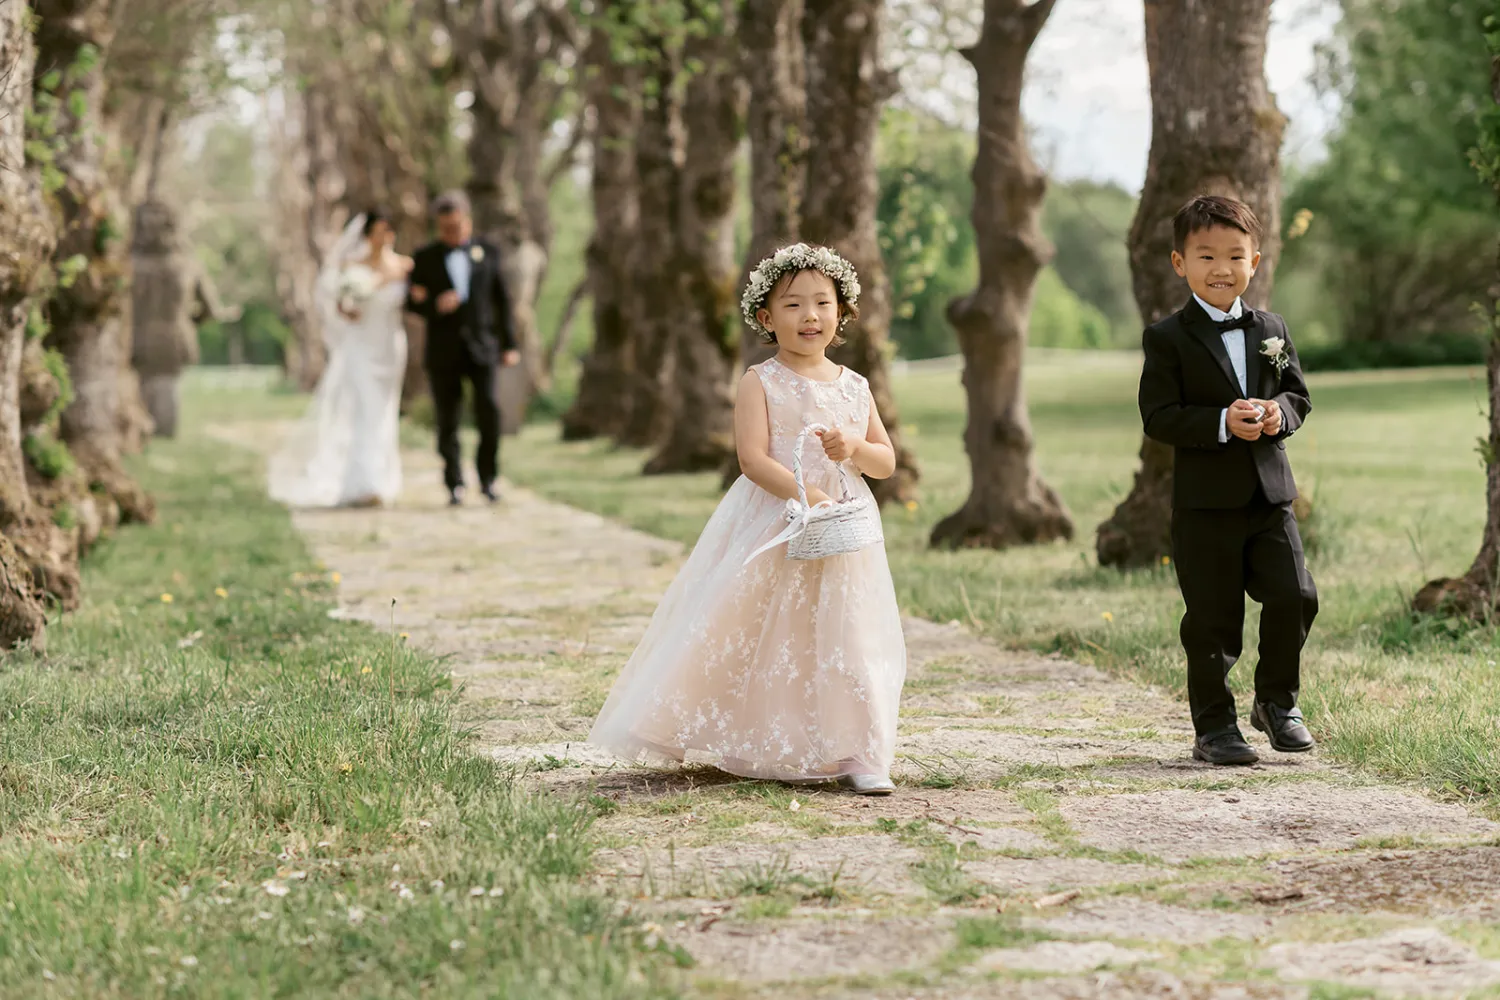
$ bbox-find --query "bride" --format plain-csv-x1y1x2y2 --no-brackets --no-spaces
269,210,412,508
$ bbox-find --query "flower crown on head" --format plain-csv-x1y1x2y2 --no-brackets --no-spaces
740,243,862,331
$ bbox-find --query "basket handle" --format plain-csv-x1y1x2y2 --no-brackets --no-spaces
792,423,852,507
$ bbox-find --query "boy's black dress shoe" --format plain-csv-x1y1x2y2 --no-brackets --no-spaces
1251,700,1315,753
448,486,465,507
481,484,500,504
1193,731,1260,766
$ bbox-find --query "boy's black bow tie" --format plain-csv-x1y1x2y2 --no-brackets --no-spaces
1214,310,1255,333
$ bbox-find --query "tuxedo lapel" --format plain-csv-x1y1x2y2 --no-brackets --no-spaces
1245,312,1266,398
1182,298,1244,398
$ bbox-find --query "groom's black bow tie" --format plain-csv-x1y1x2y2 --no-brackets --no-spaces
1215,310,1256,333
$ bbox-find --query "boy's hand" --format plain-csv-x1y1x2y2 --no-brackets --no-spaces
409,284,429,304
818,426,862,463
1228,399,1264,441
1250,398,1283,436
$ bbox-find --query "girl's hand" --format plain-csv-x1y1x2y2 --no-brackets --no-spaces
818,426,862,464
805,486,834,507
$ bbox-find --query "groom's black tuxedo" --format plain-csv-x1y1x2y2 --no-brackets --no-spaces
1140,298,1318,738
405,239,517,492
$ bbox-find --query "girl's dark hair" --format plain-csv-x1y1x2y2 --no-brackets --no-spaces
361,208,392,236
755,263,860,347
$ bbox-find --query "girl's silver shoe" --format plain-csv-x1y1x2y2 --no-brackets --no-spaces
839,773,895,796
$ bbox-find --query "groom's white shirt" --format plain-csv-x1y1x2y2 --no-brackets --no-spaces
444,245,473,303
1194,293,1248,445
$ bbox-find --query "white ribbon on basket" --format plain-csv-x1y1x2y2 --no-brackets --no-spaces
743,422,870,565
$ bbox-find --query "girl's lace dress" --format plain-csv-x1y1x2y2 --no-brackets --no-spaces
589,357,906,781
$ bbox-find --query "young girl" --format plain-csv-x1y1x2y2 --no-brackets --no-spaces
588,244,907,795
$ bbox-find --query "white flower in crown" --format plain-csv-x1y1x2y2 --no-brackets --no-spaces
739,242,862,331
1260,336,1290,374
469,245,484,262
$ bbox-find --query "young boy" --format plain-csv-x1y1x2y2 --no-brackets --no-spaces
1139,195,1319,766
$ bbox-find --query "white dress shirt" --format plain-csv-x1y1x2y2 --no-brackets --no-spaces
444,245,473,303
1194,293,1249,445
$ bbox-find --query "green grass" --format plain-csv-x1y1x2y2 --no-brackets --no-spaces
0,381,672,998
507,353,1500,806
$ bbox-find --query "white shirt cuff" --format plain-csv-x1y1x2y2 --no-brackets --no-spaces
1218,408,1229,444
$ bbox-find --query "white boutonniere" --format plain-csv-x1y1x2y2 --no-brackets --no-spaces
469,245,484,263
1260,336,1290,375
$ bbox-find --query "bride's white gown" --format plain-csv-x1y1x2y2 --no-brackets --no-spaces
269,245,407,508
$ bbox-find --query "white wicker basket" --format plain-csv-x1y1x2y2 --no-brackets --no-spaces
745,424,883,564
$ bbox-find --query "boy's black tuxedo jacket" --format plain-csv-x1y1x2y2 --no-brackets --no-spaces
1138,298,1310,510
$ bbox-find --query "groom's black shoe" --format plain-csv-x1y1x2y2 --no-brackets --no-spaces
448,486,465,507
480,483,500,504
1193,731,1260,766
1251,700,1315,753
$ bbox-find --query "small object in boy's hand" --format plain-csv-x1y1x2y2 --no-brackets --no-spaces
1252,404,1266,421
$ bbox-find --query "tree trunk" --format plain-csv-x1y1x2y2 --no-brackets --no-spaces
720,0,806,487
616,45,683,449
34,0,154,525
0,0,56,650
1413,50,1500,618
930,0,1070,549
461,0,574,434
1094,0,1284,569
800,0,917,504
130,198,199,438
561,13,641,442
268,88,327,391
644,0,746,475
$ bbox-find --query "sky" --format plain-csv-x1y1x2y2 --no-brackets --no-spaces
1020,0,1342,191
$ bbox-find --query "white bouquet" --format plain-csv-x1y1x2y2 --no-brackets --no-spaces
336,263,379,316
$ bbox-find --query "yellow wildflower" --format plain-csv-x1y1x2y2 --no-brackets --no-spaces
361,665,373,675
331,572,342,584
1161,556,1171,566
399,632,410,641
215,587,229,599
1101,611,1114,623
338,762,353,775
160,594,174,604
904,500,918,512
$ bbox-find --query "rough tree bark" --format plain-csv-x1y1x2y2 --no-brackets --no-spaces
720,0,806,487
268,89,329,391
615,44,683,449
930,0,1071,550
34,0,154,524
100,96,156,456
644,0,747,475
561,13,641,441
458,0,576,433
130,199,202,438
800,0,918,504
0,0,57,650
1094,0,1284,569
1413,48,1500,618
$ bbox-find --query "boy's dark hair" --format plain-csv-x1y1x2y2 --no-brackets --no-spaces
1173,195,1262,253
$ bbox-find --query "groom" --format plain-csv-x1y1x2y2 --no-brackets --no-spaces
406,191,520,506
